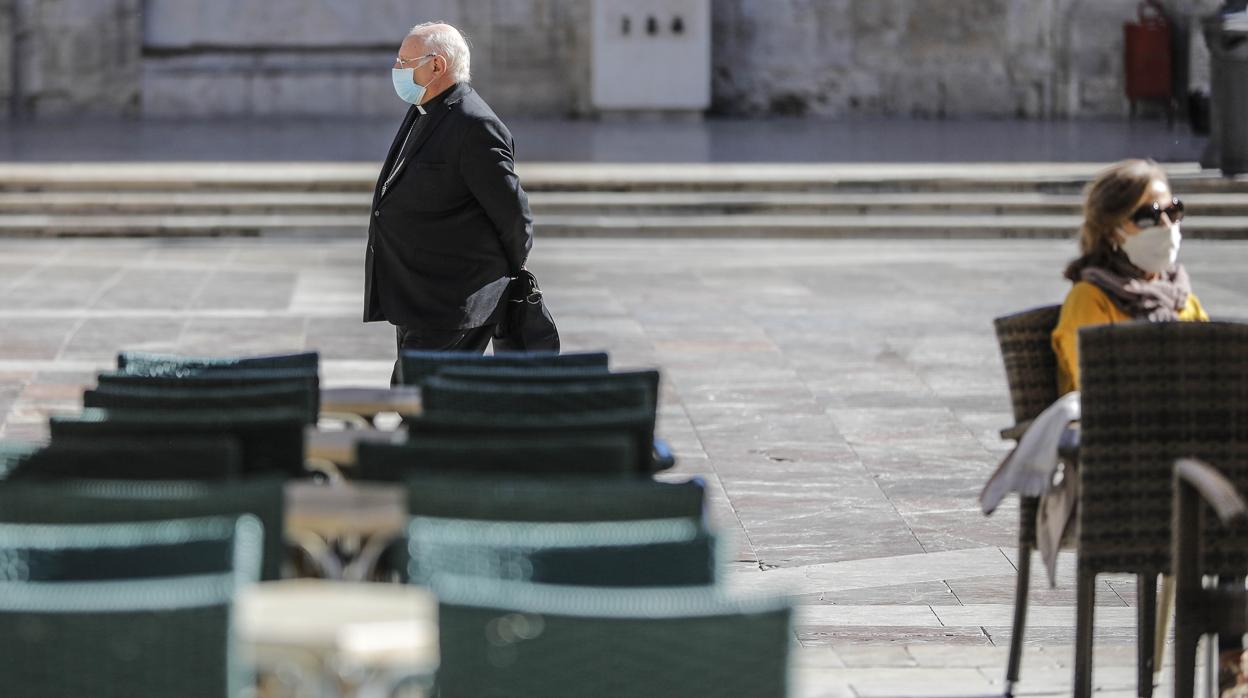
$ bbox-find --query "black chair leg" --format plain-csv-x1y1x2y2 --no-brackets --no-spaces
1074,570,1096,698
1172,622,1200,698
1004,542,1032,696
1137,573,1157,698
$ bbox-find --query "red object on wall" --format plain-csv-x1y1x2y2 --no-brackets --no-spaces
1124,0,1172,101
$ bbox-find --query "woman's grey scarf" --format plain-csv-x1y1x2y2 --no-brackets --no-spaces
1064,249,1191,321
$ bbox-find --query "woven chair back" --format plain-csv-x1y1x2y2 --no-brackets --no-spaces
404,475,705,523
0,516,257,582
993,304,1062,424
5,435,243,481
355,432,637,481
85,382,317,424
406,517,716,587
49,407,307,478
1078,321,1248,575
435,577,791,698
117,350,319,376
398,350,609,386
0,478,285,580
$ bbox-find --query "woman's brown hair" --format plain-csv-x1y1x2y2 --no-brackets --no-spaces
1077,158,1168,256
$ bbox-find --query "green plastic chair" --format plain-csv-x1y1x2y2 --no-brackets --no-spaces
84,382,318,424
97,368,320,414
355,432,638,481
49,407,307,478
417,369,673,471
435,576,792,698
0,478,286,580
406,475,705,523
117,350,319,376
397,350,608,386
5,435,244,481
0,515,261,582
0,515,260,698
406,517,717,587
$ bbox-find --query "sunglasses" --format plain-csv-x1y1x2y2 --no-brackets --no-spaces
1129,197,1184,227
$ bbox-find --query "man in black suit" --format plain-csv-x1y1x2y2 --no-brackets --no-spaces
364,22,533,383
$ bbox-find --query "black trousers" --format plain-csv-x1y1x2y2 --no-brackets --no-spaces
390,324,496,386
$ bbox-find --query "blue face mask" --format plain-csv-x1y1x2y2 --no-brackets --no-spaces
392,68,436,106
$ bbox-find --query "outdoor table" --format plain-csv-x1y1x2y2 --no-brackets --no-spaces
285,481,407,580
321,386,422,426
238,579,437,697
306,426,402,468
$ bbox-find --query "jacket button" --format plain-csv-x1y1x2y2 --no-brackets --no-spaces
374,210,380,217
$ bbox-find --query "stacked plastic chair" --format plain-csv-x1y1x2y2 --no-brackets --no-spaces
0,515,262,698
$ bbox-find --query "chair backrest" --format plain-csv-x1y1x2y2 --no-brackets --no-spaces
414,371,662,473
49,407,307,478
405,475,705,523
355,432,638,481
435,576,792,698
117,350,319,376
84,382,317,424
0,535,257,698
5,436,244,481
427,367,660,412
96,368,320,414
407,517,716,587
0,515,261,582
0,478,286,580
1078,321,1248,576
398,350,609,386
992,304,1062,426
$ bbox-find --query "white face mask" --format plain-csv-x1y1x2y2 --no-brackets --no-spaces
1119,222,1181,274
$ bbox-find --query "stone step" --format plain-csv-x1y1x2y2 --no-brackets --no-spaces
0,161,1240,194
3,212,1245,238
4,191,1248,216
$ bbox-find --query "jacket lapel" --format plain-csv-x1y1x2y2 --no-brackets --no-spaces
380,84,469,201
374,105,419,207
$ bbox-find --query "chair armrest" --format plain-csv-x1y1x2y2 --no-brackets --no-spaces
999,420,1033,442
651,438,676,471
1175,458,1248,526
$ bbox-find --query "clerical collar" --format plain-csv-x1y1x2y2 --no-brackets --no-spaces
417,83,459,115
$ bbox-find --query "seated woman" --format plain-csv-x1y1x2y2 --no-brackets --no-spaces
1052,158,1208,395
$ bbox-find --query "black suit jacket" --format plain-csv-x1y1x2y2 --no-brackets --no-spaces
364,83,533,330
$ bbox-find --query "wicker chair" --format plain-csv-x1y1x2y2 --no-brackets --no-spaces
0,478,287,580
117,349,319,376
84,382,318,424
355,432,638,481
0,517,261,698
406,517,717,587
5,436,244,481
1169,458,1248,698
992,304,1064,695
49,407,307,478
416,370,673,472
397,349,609,386
0,515,260,581
1073,321,1248,697
434,576,791,698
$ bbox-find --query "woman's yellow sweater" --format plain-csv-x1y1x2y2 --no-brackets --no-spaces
1051,281,1209,395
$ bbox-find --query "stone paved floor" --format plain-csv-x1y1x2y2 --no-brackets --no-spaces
3,236,1248,696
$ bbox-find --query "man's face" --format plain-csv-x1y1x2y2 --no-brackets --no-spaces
394,35,439,93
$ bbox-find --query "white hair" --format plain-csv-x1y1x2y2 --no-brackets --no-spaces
408,22,471,83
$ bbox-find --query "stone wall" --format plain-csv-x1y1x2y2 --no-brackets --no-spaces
139,0,591,118
10,0,141,117
0,0,1228,119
